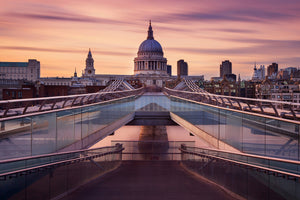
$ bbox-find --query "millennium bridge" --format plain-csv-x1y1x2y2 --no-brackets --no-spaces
1,79,300,200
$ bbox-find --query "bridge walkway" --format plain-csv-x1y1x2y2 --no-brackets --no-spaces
62,161,235,200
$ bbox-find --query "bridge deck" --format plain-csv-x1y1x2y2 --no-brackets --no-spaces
62,161,235,200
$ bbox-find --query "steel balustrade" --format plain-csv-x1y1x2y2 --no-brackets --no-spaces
0,87,144,118
180,145,300,199
164,87,300,120
180,145,300,177
0,144,124,200
0,144,124,178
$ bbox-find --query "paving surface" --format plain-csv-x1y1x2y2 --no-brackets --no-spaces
63,161,236,200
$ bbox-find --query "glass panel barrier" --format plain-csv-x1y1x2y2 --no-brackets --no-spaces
0,145,123,200
242,113,267,157
32,112,57,156
74,108,82,146
0,117,32,160
224,110,243,151
56,110,75,150
180,146,300,200
265,119,299,160
169,95,300,161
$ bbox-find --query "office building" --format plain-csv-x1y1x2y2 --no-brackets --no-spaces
177,59,188,78
220,60,232,77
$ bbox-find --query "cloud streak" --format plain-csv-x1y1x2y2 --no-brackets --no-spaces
10,12,127,25
0,46,133,57
168,38,300,56
152,7,295,24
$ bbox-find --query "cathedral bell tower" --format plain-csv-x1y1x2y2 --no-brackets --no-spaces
83,48,95,78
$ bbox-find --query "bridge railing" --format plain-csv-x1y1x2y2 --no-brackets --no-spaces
180,145,300,200
0,87,144,118
0,87,140,160
0,144,124,200
164,87,300,120
112,140,195,161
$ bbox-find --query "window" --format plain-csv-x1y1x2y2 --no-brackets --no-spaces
18,91,22,98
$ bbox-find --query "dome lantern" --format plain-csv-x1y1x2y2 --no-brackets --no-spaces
147,20,154,40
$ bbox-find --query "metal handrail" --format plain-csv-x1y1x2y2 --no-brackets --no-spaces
169,94,300,126
181,146,300,165
0,94,138,123
0,145,117,164
164,87,300,106
0,147,124,178
164,87,300,121
180,146,300,178
0,87,144,104
181,149,300,179
0,87,144,119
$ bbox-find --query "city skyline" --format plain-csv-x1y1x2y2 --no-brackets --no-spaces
0,0,300,79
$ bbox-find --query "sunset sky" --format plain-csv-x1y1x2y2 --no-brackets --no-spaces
0,0,300,79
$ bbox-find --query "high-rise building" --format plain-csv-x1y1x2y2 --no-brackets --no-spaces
220,60,232,77
267,63,278,78
0,59,40,81
167,65,172,76
177,59,188,78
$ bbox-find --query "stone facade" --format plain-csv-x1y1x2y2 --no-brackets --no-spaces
0,59,40,81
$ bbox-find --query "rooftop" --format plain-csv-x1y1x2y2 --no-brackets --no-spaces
0,62,28,67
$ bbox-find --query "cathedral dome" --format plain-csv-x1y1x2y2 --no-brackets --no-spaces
134,21,168,77
138,39,163,54
137,21,163,55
